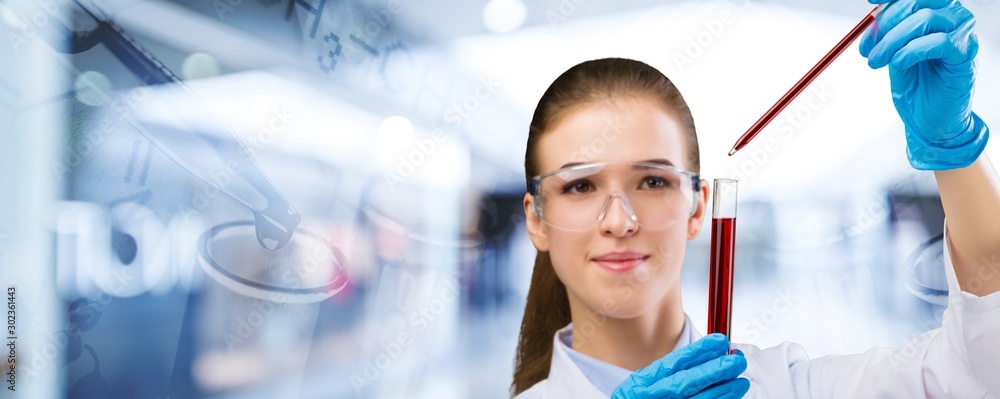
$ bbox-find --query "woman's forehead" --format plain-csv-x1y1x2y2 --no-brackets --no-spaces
538,100,688,173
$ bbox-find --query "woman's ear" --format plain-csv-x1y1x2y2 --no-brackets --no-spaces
524,193,550,251
687,179,711,240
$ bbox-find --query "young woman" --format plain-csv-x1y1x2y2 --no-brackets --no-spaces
511,1,1000,398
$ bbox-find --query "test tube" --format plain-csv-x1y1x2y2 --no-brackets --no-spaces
708,179,738,337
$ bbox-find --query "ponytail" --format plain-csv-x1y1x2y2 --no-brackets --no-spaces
511,251,571,396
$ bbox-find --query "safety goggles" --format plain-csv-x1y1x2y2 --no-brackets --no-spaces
529,161,701,231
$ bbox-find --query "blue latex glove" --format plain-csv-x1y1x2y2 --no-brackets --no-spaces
860,0,989,170
611,334,749,399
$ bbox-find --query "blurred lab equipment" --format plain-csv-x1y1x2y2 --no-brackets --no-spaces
197,220,350,304
25,0,302,250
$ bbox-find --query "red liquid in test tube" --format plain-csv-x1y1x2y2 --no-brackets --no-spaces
708,179,737,337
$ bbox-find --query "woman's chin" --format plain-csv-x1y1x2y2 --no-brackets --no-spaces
583,293,655,320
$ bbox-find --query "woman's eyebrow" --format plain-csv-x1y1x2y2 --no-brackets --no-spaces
554,159,677,170
636,158,675,167
556,161,585,170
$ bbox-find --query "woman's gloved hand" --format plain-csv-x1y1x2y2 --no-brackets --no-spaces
860,0,989,170
611,334,749,399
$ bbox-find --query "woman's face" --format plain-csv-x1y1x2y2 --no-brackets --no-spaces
524,97,710,319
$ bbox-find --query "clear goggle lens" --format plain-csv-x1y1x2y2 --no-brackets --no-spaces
530,162,698,231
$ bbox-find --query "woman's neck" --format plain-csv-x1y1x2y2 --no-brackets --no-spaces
567,293,686,372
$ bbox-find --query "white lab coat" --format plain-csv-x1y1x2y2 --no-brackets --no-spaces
515,227,1000,398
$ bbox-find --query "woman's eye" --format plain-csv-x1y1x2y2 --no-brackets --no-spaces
642,176,671,189
562,180,594,194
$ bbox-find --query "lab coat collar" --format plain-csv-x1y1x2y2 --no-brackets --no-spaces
546,314,699,398
546,324,609,398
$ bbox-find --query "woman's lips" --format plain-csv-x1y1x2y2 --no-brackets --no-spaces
591,252,649,273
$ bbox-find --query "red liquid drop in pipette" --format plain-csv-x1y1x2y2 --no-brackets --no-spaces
708,217,736,336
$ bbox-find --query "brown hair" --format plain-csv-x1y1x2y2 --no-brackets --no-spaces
511,58,699,396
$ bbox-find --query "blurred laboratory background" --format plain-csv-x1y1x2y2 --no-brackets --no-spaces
0,0,998,397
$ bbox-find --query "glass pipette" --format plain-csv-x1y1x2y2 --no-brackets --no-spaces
728,3,890,156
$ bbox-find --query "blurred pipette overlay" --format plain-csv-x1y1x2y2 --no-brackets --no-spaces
31,0,302,251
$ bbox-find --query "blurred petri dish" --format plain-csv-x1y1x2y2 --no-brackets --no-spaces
904,234,948,306
198,220,349,304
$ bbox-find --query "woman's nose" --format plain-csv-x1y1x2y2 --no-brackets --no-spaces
599,193,638,237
